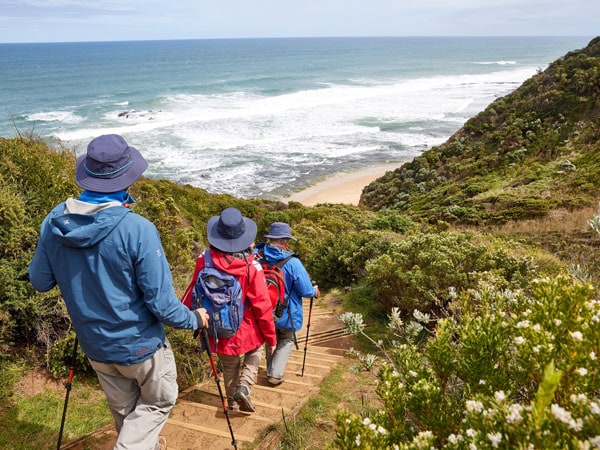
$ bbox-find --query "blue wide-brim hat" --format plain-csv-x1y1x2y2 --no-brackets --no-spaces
264,222,297,241
207,207,257,253
75,134,148,193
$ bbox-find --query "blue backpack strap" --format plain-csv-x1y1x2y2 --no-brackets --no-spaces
204,249,213,268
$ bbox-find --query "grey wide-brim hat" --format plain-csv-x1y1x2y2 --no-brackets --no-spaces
75,134,148,193
264,222,297,241
207,207,257,253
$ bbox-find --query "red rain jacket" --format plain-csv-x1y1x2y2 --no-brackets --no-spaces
182,248,277,355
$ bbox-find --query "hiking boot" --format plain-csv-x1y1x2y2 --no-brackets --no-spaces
267,376,284,386
158,436,167,450
227,402,240,413
233,385,255,412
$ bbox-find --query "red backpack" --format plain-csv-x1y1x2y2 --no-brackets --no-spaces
257,249,295,319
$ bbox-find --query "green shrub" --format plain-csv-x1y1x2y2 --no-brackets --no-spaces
364,232,535,315
335,275,600,449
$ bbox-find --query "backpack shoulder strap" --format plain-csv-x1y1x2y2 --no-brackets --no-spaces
275,253,297,269
203,249,213,268
181,250,209,307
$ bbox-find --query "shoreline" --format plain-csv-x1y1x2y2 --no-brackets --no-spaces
282,163,403,206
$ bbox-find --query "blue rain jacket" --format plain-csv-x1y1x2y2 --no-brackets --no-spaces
29,201,198,365
255,243,317,331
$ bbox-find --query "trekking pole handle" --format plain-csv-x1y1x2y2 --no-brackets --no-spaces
200,327,213,357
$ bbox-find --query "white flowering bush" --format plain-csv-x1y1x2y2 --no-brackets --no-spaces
334,275,599,449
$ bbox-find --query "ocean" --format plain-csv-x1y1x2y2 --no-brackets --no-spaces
0,36,592,200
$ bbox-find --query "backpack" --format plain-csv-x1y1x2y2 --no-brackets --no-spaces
191,250,245,341
257,249,295,319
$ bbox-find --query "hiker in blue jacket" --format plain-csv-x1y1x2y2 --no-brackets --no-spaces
28,134,208,450
255,222,319,386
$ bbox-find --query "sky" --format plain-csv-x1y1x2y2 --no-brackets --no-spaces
0,0,597,43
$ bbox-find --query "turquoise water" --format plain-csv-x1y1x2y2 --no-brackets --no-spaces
0,36,592,199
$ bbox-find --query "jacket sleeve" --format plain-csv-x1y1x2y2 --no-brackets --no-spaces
134,221,199,330
28,216,57,292
289,258,317,298
247,261,277,347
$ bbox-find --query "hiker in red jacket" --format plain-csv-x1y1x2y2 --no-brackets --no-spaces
183,207,276,413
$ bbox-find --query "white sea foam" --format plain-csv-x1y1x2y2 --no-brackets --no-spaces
48,65,541,198
26,111,84,124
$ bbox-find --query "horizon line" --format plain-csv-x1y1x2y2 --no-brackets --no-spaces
0,34,595,46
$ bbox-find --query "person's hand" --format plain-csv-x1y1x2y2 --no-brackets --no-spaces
314,285,320,298
194,308,209,328
267,345,276,356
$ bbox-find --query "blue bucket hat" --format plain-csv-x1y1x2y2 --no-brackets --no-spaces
75,134,148,193
264,222,297,241
207,207,257,253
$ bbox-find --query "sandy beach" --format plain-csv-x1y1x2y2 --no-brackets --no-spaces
282,163,403,206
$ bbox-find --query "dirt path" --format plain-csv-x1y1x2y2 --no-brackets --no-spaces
63,298,351,450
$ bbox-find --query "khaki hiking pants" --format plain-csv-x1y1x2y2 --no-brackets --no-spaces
219,345,263,409
89,339,178,450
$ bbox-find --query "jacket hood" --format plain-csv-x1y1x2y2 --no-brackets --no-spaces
48,202,131,248
256,242,294,264
210,249,255,276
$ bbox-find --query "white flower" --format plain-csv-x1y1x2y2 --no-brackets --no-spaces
577,367,588,376
590,351,597,360
345,418,351,424
362,417,371,425
487,432,502,448
466,428,477,438
554,319,562,326
479,379,486,385
448,434,459,444
551,404,572,423
355,434,361,446
377,426,387,435
494,391,506,402
551,404,582,430
533,345,541,353
469,444,478,450
532,324,541,332
571,394,588,405
506,403,524,424
413,309,430,323
514,336,526,345
516,320,530,328
570,331,584,341
448,286,457,299
466,400,484,413
590,401,600,415
589,436,600,447
409,370,418,377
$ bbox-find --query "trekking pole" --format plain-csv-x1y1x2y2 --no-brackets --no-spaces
301,296,315,377
200,328,238,450
57,336,78,450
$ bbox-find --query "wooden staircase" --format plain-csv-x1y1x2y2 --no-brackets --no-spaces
63,300,350,450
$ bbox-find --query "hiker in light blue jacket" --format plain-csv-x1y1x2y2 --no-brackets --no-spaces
255,222,319,386
29,134,208,450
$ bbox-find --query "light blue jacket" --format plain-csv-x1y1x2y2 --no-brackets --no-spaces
29,199,198,365
255,243,317,331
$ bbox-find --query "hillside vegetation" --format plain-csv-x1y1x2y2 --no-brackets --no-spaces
1,37,599,449
361,37,600,226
